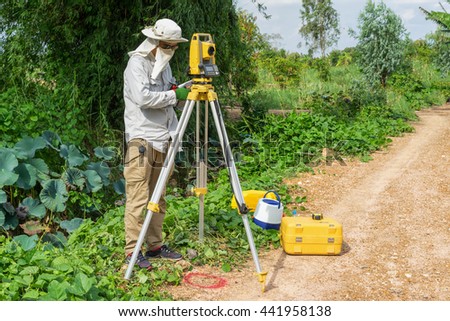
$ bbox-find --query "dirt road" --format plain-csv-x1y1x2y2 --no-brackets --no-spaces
169,105,450,301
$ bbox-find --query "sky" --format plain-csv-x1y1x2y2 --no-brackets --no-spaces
235,0,446,53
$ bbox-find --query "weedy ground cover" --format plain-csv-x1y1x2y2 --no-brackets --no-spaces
0,206,190,300
0,169,287,300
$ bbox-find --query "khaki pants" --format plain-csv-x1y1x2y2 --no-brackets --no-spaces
123,138,168,255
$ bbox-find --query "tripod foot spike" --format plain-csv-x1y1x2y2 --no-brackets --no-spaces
256,271,268,293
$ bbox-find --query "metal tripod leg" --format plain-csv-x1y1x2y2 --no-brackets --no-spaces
124,99,196,280
208,97,268,292
196,100,208,242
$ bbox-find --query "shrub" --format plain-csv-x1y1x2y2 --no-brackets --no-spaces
0,132,123,239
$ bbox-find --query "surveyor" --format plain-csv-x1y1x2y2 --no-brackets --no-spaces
123,18,190,270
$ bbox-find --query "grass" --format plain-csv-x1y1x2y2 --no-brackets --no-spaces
253,64,366,112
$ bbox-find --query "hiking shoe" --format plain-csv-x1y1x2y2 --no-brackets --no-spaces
125,251,153,270
145,245,182,261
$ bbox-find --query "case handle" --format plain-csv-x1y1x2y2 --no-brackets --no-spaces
263,190,281,209
312,213,323,220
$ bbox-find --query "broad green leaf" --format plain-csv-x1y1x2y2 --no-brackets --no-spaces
46,280,69,301
204,247,214,258
51,256,73,273
87,161,110,186
59,144,88,167
30,251,47,263
83,170,103,193
2,203,18,230
2,202,15,214
94,146,116,160
0,190,6,203
13,234,38,251
221,263,231,272
0,211,4,227
167,274,179,284
13,136,47,159
0,149,19,186
67,284,84,297
60,218,84,233
113,179,125,195
78,264,94,275
37,273,59,282
42,131,62,150
62,168,86,189
22,289,41,300
138,273,149,284
20,197,46,219
39,179,68,212
19,266,40,275
26,158,50,182
73,272,94,295
15,163,37,190
42,231,67,248
15,275,33,286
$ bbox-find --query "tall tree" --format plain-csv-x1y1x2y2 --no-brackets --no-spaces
0,0,251,140
233,10,270,95
352,1,409,87
420,1,450,35
298,0,340,57
420,1,450,76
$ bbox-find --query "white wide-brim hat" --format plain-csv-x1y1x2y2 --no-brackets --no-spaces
142,18,188,43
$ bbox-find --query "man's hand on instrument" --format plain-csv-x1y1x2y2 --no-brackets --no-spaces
174,87,190,100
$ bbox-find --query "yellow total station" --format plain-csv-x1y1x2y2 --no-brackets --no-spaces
188,33,220,82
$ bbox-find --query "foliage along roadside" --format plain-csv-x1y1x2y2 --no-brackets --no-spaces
0,207,180,300
0,131,124,238
0,173,285,301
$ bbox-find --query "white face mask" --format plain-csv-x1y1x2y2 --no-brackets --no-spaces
151,47,175,81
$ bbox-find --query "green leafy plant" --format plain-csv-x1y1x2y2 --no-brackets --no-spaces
351,1,409,87
258,51,308,89
0,132,123,239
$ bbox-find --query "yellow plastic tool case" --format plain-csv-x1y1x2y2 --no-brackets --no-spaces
230,190,276,212
280,214,343,255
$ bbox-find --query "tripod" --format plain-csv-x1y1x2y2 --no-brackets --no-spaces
124,81,268,291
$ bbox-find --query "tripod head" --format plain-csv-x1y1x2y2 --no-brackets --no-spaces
188,33,220,82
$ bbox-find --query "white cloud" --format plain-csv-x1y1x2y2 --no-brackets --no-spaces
400,9,416,22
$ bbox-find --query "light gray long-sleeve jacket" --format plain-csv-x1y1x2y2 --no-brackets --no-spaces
123,53,178,152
